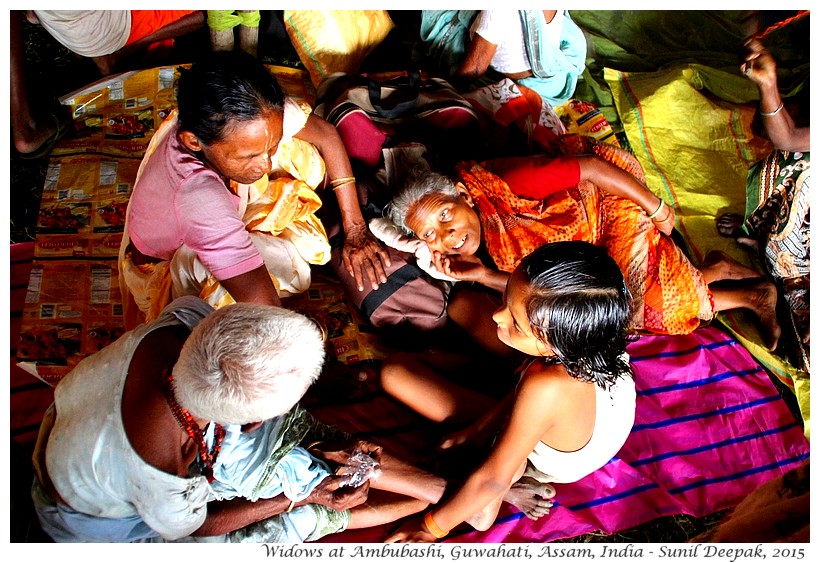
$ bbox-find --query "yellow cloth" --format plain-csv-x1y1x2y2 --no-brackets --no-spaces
283,10,394,88
605,64,809,438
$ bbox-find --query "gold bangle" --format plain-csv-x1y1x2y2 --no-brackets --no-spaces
330,176,356,187
760,101,784,117
304,440,324,450
332,180,355,191
423,511,449,539
646,199,665,220
285,499,296,513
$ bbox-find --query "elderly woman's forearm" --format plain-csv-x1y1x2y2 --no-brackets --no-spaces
757,83,810,151
579,156,660,214
193,495,293,537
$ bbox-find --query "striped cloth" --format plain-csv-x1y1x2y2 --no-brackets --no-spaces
309,325,808,543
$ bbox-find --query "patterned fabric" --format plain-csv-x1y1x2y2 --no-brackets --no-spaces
455,147,713,335
744,150,810,359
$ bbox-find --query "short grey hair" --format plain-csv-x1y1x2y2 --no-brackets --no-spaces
384,166,460,237
172,303,325,425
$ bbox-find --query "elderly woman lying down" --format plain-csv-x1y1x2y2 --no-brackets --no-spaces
384,142,781,352
31,297,447,543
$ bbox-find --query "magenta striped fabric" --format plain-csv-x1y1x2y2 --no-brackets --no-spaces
311,325,808,543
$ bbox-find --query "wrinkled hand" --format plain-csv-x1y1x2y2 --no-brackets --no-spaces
342,224,391,291
651,204,676,236
430,251,487,283
309,439,383,467
384,516,438,543
304,474,370,512
741,38,777,87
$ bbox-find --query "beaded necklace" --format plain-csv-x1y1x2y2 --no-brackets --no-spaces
163,370,225,483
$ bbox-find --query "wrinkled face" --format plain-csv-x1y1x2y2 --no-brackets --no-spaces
188,110,284,185
404,184,482,256
492,269,554,357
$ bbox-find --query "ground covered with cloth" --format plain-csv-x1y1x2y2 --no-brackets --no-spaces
9,12,810,542
305,323,808,543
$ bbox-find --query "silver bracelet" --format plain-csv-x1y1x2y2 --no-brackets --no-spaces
760,101,784,117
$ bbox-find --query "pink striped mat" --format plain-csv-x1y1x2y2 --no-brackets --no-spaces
309,325,809,543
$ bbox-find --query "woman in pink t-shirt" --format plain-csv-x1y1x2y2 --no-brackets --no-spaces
122,51,390,326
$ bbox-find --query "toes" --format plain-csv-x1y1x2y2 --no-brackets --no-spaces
537,484,557,499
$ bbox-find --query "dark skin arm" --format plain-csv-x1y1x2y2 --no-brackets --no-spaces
577,156,676,236
295,114,391,291
456,33,496,82
193,476,369,537
218,263,282,308
741,38,810,152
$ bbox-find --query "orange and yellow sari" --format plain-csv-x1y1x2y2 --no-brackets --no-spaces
455,146,713,335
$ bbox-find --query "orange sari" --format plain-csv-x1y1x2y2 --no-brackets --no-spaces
455,150,713,335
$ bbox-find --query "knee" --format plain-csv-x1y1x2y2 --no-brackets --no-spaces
379,352,417,397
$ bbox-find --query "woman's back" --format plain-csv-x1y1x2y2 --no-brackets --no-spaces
518,360,636,484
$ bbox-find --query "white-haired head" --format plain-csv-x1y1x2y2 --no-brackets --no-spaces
172,303,325,425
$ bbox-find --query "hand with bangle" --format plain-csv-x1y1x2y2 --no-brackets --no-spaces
646,198,676,236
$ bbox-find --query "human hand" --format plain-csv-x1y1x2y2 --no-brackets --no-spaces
430,251,487,283
384,516,438,543
651,203,676,236
309,439,383,467
305,474,370,512
342,224,391,291
741,38,777,88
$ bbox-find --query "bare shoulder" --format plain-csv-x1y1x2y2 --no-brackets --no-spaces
517,361,575,399
518,360,594,407
122,325,190,476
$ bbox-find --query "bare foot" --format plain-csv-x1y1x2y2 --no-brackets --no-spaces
700,250,763,283
14,117,58,155
503,476,556,520
466,496,504,531
747,281,782,351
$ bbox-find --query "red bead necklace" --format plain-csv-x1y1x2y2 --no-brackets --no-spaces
163,371,225,483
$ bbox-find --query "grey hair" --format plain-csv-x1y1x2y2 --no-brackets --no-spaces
172,303,325,425
384,166,460,237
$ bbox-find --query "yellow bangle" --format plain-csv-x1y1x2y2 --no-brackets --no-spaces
423,511,449,539
285,499,296,513
330,176,356,187
304,440,324,450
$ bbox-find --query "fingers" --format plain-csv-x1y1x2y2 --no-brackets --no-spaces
343,242,391,291
333,480,370,510
341,252,363,291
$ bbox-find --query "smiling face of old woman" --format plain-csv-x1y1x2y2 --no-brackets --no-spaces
404,183,483,257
